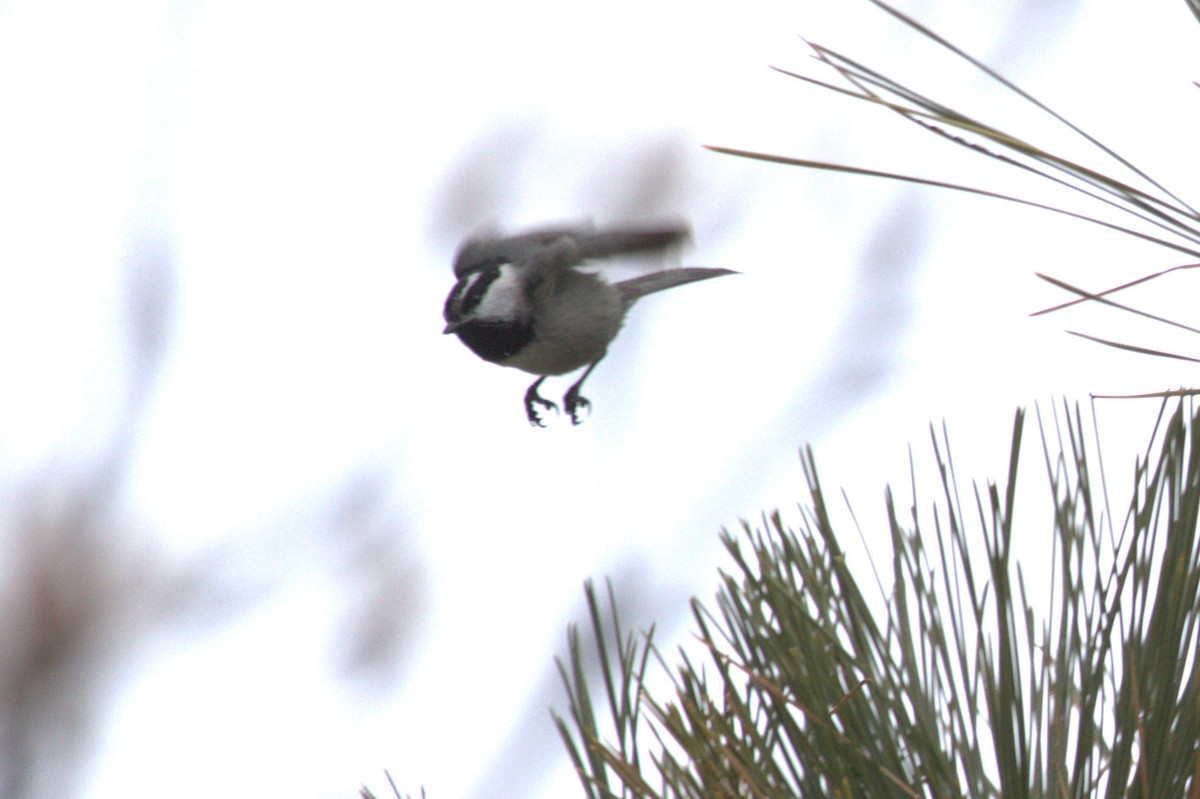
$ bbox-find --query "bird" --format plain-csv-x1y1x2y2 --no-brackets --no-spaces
442,221,735,426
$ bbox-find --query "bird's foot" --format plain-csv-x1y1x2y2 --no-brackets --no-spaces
564,387,592,426
525,382,559,427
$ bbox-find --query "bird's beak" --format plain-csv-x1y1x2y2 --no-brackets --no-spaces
442,320,461,335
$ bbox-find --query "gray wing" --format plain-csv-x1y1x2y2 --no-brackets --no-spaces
453,221,690,277
575,223,690,259
616,267,737,307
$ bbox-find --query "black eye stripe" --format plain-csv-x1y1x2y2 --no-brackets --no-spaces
444,278,469,320
444,262,508,320
461,266,502,314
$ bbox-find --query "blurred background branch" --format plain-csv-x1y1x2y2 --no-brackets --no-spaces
0,234,422,798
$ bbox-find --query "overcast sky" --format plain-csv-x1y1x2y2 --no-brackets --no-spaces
0,0,1198,797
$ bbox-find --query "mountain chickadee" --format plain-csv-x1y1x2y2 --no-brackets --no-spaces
443,222,735,426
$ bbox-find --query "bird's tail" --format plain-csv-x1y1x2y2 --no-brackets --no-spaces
616,267,737,306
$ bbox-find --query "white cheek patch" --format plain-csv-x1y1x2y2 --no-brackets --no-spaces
472,264,530,320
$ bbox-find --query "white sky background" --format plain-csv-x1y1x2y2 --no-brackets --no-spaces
0,0,1198,797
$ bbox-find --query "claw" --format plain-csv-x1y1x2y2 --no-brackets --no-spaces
563,360,602,426
525,378,558,427
564,387,591,425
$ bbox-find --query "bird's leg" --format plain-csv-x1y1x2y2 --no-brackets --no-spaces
524,377,558,427
563,360,602,426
